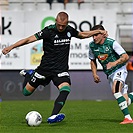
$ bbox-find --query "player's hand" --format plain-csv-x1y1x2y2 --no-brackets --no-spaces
93,74,101,83
100,30,108,37
106,62,116,69
2,46,12,55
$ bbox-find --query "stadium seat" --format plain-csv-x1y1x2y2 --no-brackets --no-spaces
36,0,47,2
22,2,37,11
121,3,132,13
8,0,22,2
65,3,79,10
37,3,50,11
22,0,36,2
91,2,106,10
51,3,65,10
79,3,92,10
120,0,132,2
105,2,121,11
91,0,107,2
108,0,116,2
117,13,132,25
8,2,23,11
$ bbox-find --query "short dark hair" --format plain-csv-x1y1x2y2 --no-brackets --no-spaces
91,25,105,31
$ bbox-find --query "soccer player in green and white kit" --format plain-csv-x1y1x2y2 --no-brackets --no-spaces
89,25,133,124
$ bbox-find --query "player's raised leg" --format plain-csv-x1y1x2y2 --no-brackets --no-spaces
20,69,34,87
20,69,36,96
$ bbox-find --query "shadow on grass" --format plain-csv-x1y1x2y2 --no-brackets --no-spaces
21,120,66,127
85,118,120,123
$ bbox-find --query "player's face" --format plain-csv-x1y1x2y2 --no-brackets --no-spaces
56,19,68,32
93,33,104,44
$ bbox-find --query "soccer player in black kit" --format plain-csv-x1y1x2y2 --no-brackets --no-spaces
2,11,107,124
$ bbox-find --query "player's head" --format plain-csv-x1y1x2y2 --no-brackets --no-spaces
91,25,106,44
91,25,105,31
55,12,68,32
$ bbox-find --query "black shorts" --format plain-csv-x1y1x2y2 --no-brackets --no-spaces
29,71,71,88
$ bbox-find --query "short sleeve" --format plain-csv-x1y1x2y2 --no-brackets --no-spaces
89,44,95,60
34,28,49,40
68,25,79,37
113,41,126,55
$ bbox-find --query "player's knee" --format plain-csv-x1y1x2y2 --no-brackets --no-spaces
114,81,121,93
59,85,71,93
23,87,32,96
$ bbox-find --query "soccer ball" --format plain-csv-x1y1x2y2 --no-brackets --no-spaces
25,111,42,126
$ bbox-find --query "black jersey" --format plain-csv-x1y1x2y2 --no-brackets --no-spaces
34,24,79,74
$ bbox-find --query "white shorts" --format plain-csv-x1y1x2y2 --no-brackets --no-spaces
108,65,128,94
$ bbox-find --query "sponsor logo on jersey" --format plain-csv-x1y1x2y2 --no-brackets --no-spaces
98,54,108,61
54,35,59,38
54,39,70,45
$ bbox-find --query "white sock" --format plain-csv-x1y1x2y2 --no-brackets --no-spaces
125,114,132,120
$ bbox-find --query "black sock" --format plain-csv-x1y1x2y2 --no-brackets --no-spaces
51,91,69,115
23,74,31,88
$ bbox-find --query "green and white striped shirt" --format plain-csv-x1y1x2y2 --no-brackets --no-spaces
89,38,126,76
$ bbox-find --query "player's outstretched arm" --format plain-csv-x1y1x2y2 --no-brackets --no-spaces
2,35,37,55
78,30,107,39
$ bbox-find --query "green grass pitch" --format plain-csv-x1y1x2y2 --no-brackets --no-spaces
0,100,133,133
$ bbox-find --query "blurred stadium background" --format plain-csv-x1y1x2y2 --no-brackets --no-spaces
0,0,133,101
